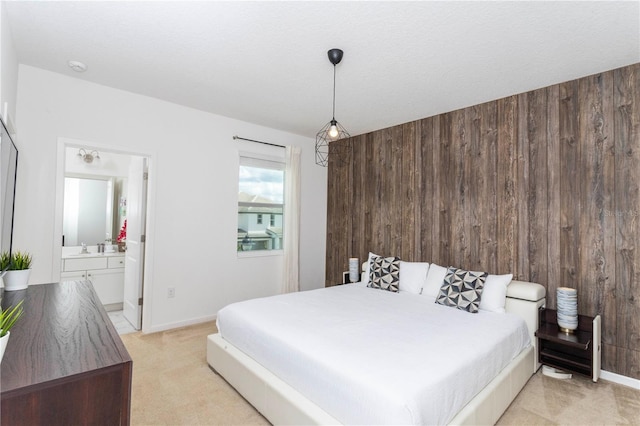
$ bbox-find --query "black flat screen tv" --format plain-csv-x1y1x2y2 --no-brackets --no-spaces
0,116,18,274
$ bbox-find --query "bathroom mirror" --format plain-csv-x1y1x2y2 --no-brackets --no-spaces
62,175,127,246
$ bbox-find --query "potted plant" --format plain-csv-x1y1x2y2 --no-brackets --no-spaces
0,299,24,362
2,251,33,291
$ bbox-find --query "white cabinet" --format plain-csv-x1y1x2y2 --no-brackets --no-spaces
61,254,125,308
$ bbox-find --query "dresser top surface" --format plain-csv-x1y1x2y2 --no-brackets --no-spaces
1,281,132,394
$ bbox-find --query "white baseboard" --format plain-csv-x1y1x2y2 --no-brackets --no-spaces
144,314,217,334
601,369,640,390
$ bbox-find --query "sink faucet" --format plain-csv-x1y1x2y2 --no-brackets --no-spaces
81,243,88,254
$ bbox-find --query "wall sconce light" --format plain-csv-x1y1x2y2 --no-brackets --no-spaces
78,148,100,164
315,48,351,167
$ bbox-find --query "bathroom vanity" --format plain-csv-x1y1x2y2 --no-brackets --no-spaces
61,251,125,311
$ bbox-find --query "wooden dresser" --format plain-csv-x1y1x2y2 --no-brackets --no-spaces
1,281,132,425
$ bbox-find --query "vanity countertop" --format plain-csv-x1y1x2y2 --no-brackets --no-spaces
62,251,125,260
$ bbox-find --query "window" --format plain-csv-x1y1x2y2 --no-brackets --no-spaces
238,154,284,252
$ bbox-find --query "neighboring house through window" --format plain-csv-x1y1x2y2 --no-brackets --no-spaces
237,153,284,252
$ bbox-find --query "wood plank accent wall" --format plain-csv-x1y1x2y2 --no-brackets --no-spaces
325,63,640,379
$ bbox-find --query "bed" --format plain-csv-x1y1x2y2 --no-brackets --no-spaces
207,270,545,425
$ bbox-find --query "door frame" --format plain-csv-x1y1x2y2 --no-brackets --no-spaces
53,137,155,333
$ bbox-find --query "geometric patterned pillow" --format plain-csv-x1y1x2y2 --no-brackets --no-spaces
435,267,488,313
367,254,400,292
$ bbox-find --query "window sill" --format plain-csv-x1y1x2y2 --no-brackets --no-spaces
237,250,283,259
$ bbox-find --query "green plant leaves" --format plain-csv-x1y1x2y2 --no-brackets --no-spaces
0,251,33,271
0,251,10,270
0,299,24,337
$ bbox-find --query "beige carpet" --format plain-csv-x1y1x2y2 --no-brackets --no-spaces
121,321,268,425
121,321,640,426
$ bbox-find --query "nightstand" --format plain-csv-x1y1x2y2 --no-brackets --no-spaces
535,308,601,382
339,271,361,285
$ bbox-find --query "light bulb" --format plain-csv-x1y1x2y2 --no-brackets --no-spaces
328,124,339,139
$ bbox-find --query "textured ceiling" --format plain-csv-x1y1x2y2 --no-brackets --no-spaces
5,1,639,138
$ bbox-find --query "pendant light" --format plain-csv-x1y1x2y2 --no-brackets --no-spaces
315,48,351,167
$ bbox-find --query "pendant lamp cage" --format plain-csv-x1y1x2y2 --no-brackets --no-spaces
315,48,351,167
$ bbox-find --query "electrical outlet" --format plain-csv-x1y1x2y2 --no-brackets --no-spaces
168,287,175,298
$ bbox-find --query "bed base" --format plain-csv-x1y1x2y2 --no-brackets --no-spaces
207,280,546,425
208,332,341,425
449,346,533,425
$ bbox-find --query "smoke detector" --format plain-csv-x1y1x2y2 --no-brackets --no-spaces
68,60,87,73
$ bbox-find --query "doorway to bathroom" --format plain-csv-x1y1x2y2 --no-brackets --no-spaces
53,139,151,332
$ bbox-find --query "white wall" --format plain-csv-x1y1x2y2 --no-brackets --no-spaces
0,1,18,125
14,65,327,332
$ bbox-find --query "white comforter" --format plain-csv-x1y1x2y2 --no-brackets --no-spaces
217,283,530,425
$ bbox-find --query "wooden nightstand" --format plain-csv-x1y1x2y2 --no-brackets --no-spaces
339,271,361,285
535,308,601,382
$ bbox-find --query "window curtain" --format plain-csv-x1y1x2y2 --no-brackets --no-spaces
282,145,301,293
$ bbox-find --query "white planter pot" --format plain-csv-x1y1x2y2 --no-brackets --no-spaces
0,331,9,363
2,269,31,291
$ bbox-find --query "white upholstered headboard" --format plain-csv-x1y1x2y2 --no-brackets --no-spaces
505,280,546,372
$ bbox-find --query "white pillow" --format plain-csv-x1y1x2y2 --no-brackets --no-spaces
423,263,448,298
479,273,513,313
399,261,430,295
362,252,378,285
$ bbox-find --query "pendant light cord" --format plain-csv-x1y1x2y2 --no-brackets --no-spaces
332,65,336,120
